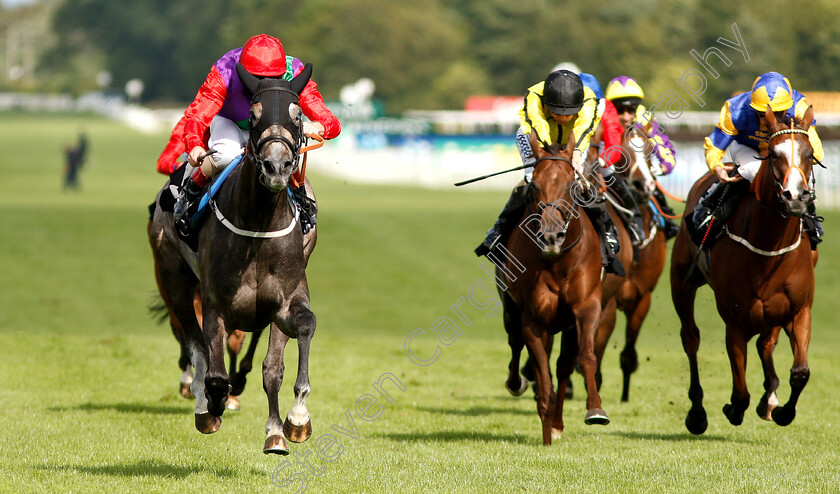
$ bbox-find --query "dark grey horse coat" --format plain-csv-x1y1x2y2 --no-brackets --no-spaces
149,65,319,454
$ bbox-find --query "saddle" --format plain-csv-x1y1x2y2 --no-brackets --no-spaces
150,155,317,252
685,180,749,249
150,156,244,252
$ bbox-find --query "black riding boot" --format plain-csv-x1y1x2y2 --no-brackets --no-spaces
692,181,727,231
609,174,645,245
585,206,625,277
803,201,824,250
652,187,679,239
173,177,204,223
475,183,528,257
691,180,749,248
291,186,318,234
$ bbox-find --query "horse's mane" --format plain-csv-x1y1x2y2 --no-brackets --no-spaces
543,141,570,156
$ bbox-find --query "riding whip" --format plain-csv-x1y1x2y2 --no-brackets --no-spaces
454,164,530,186
684,182,730,282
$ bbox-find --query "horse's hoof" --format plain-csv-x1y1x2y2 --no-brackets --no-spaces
756,392,778,421
584,408,610,425
283,415,312,443
180,382,195,399
771,405,796,426
505,376,529,397
723,403,744,426
685,408,708,435
550,427,563,441
756,402,776,421
195,413,221,434
225,395,240,411
263,434,290,455
205,377,230,417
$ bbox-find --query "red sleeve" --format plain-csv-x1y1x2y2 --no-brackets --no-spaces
182,66,228,152
299,79,341,140
600,100,624,167
156,116,187,175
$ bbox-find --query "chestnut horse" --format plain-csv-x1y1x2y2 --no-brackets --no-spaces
670,106,818,434
497,134,631,445
149,64,319,453
594,126,667,401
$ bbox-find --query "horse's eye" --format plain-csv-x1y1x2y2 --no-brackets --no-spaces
289,104,302,125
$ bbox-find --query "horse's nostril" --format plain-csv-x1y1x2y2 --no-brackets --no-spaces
263,160,277,174
782,190,793,200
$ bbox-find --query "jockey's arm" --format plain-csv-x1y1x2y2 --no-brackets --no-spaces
704,100,738,180
599,100,623,167
156,116,188,175
299,79,341,139
635,107,676,175
183,67,227,165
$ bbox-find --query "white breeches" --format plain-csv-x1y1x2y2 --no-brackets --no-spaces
206,116,248,174
730,141,763,183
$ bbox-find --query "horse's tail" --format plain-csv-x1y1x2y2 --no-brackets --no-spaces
148,291,169,325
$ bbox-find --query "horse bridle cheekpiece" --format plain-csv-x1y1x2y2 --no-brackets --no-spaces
236,62,313,185
526,155,585,254
250,83,303,165
767,123,815,211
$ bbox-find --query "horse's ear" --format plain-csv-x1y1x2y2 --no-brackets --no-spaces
528,130,546,159
800,105,814,131
236,63,261,96
764,104,776,127
291,63,313,95
565,130,577,158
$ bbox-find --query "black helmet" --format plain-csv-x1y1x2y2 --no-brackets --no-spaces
542,70,584,115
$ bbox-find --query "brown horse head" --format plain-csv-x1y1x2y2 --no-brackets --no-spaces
528,132,581,257
760,104,816,217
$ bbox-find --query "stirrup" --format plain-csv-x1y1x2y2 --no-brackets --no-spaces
173,194,195,222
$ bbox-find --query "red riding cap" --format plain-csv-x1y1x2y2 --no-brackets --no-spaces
239,34,286,77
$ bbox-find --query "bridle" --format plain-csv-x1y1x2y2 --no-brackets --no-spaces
526,155,585,254
761,122,815,216
247,84,304,189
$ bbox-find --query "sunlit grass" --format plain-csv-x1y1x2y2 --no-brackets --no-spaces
1,113,839,493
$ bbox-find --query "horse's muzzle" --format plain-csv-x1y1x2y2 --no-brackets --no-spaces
540,230,567,257
781,189,813,217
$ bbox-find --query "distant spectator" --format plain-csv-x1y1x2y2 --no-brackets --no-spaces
63,132,88,190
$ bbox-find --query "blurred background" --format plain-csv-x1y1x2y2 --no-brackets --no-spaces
4,0,840,199
3,2,840,491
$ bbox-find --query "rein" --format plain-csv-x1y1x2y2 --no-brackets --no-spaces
528,155,586,256
756,125,813,210
727,122,810,254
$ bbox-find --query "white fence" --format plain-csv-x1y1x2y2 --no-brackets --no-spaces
310,133,840,209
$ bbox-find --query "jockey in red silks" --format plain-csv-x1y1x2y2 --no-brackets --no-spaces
157,34,341,223
579,73,646,244
605,75,679,239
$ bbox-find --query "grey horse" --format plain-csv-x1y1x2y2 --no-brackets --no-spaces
149,64,318,454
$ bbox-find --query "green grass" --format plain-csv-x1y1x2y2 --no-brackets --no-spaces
1,112,840,493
